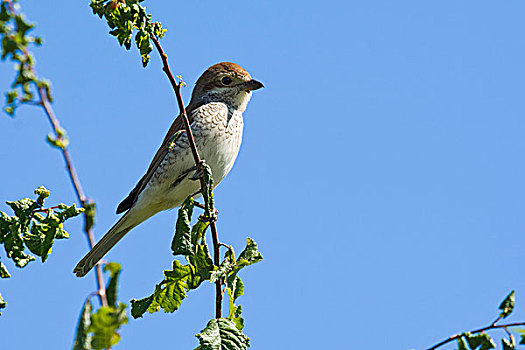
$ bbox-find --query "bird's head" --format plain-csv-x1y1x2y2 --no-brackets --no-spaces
189,62,264,113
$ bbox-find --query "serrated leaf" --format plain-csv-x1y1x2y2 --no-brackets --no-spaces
2,188,83,266
499,290,515,319
196,318,250,350
464,332,495,350
72,299,93,350
131,260,196,318
131,245,214,319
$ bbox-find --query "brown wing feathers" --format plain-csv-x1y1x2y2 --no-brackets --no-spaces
116,111,196,213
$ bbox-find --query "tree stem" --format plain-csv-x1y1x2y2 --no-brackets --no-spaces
37,87,108,307
151,35,222,318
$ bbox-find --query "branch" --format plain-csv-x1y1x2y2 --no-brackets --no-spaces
2,0,108,307
150,35,223,318
427,321,525,350
36,87,108,307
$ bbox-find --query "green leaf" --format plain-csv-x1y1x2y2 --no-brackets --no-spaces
0,3,9,22
130,294,155,319
237,238,263,267
14,14,34,37
231,276,244,303
172,197,194,256
4,105,15,116
457,336,467,350
502,337,515,350
464,332,495,350
1,188,83,268
0,292,5,315
72,299,93,350
131,245,214,319
499,290,515,319
3,221,35,268
104,261,121,275
191,220,209,248
0,259,10,278
34,186,49,205
104,262,122,307
227,288,244,331
88,303,128,350
131,259,198,318
188,243,214,283
226,238,263,288
196,318,250,350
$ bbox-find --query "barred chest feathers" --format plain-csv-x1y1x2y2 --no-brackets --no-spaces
192,102,245,183
143,101,244,212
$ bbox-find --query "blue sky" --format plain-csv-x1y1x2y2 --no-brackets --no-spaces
1,1,525,349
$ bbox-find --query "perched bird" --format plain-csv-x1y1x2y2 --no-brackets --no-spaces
74,62,263,277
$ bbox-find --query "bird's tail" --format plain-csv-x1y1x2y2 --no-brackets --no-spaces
73,211,139,277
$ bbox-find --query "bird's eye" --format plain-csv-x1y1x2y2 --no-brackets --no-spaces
221,77,233,85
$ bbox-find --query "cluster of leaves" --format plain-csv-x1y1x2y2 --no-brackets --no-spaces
446,291,525,350
0,186,84,279
130,166,262,349
1,0,71,153
0,0,51,116
73,262,129,350
0,292,5,315
0,186,83,316
89,0,166,67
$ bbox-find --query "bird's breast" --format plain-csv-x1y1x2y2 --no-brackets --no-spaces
141,103,244,212
194,107,244,183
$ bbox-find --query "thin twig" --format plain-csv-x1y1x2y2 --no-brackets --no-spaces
151,35,223,318
37,87,107,307
427,321,525,350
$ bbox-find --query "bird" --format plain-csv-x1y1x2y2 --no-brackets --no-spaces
73,62,263,277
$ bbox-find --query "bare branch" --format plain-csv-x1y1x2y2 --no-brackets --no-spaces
36,87,108,307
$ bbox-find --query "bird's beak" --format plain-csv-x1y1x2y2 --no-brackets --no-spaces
241,79,264,91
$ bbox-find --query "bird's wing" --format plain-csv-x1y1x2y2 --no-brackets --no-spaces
116,107,200,214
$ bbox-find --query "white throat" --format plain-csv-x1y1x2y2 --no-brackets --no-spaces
201,88,252,114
